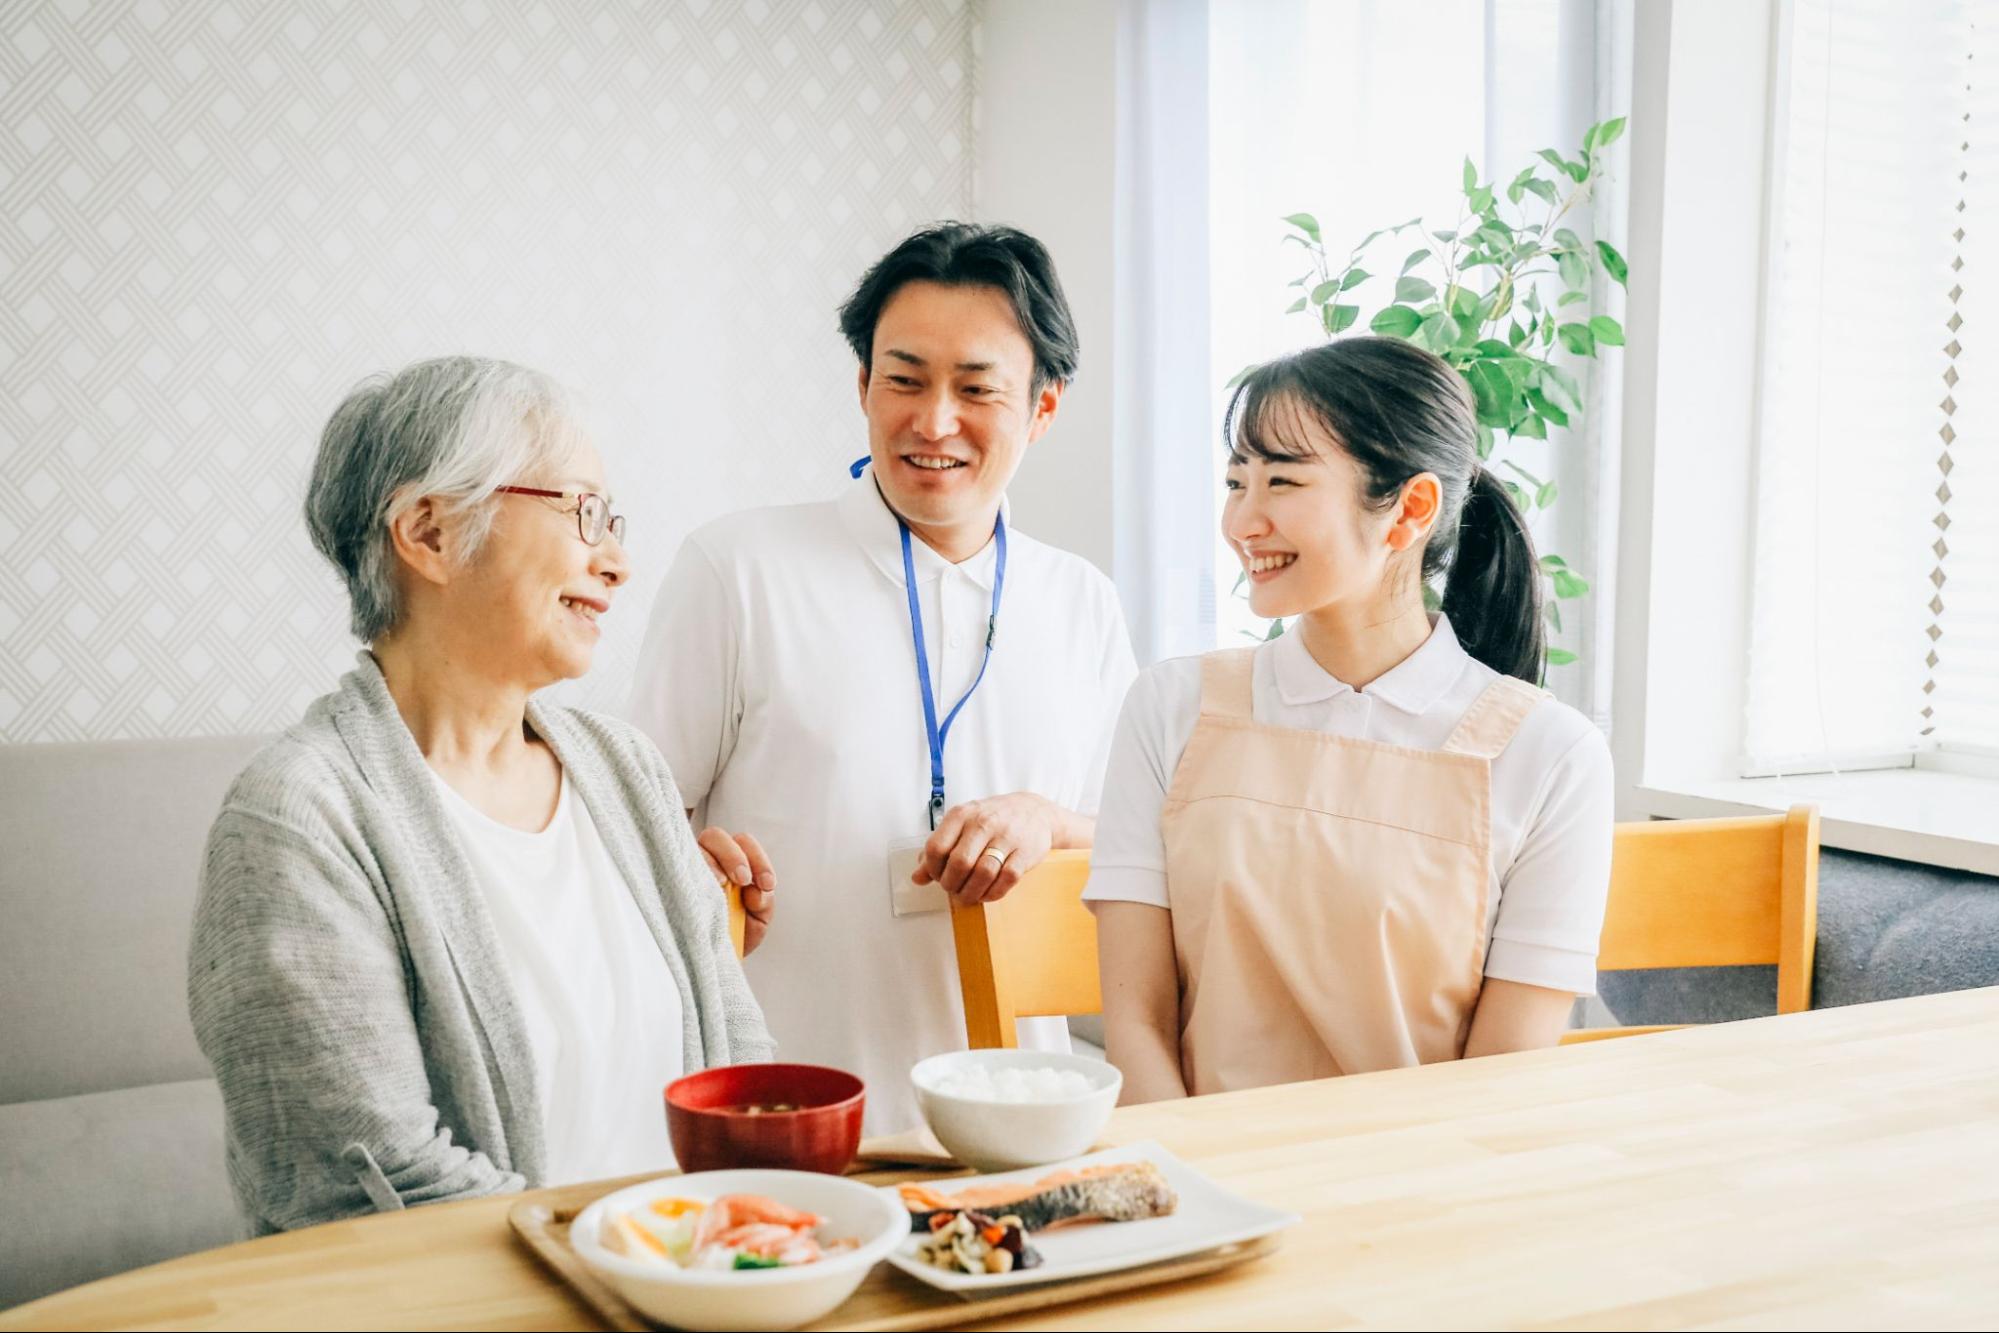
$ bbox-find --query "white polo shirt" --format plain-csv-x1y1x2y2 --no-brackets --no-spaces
628,477,1137,1134
1084,618,1613,996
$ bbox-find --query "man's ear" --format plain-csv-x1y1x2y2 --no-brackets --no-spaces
387,494,455,588
1023,378,1066,447
856,363,870,413
1385,473,1442,552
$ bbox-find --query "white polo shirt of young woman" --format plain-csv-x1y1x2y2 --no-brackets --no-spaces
628,478,1138,1135
1085,617,1613,996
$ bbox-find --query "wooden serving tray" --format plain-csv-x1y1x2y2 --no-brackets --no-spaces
509,1186,1281,1332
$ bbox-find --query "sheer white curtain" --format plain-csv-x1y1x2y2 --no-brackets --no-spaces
1741,0,1987,773
1111,0,1217,665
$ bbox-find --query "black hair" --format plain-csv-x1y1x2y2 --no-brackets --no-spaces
1223,336,1545,683
837,222,1080,392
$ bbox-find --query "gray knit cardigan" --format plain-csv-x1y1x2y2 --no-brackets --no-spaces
187,654,774,1234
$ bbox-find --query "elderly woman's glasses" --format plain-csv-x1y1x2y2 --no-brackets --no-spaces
495,486,627,546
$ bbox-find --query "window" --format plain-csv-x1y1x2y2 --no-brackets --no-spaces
1742,0,1999,774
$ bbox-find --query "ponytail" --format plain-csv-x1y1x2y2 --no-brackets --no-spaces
1441,467,1544,683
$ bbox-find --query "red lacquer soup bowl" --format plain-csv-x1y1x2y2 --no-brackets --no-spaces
665,1063,866,1175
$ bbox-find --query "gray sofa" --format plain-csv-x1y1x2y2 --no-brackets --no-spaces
0,735,263,1310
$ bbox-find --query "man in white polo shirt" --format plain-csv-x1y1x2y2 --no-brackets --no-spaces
628,223,1136,1134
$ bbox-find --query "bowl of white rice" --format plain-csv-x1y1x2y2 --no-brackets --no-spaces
909,1049,1122,1171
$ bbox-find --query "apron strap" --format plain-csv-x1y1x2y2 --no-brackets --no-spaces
1440,675,1548,759
1198,649,1258,720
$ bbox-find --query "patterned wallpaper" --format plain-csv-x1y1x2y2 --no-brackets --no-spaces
0,0,973,742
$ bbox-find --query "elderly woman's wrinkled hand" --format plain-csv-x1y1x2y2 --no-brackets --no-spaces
695,825,775,953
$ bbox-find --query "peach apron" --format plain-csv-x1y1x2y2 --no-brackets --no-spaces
1160,647,1544,1095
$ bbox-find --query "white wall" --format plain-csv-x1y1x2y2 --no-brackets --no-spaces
972,0,1117,576
0,0,975,742
1611,0,1777,812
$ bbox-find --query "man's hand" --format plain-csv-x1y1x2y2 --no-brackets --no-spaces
913,792,1067,906
695,825,775,954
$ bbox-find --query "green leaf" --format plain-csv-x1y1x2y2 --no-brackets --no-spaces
1310,280,1340,304
1224,363,1257,389
1526,387,1569,427
1595,239,1628,286
1474,338,1519,359
1339,267,1370,290
1370,304,1423,337
1504,480,1531,511
1265,618,1287,640
1282,212,1321,243
1509,319,1529,348
1287,274,1310,287
1557,321,1596,356
1326,303,1360,334
1433,229,1457,243
1587,116,1627,153
1468,185,1494,214
1523,178,1559,206
1552,569,1591,599
1501,459,1545,488
1507,167,1536,204
1421,312,1461,353
1474,423,1494,459
1514,413,1548,440
1555,227,1584,252
1286,297,1308,313
1395,275,1436,304
1401,248,1431,273
1450,286,1481,321
1537,148,1572,175
1539,554,1569,570
1588,314,1625,346
1557,289,1590,306
1462,156,1478,192
1546,647,1578,666
1536,479,1558,508
1538,362,1583,408
1562,157,1589,183
1545,600,1563,632
1466,360,1516,426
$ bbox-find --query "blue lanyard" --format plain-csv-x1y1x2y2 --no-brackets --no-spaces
852,456,1008,828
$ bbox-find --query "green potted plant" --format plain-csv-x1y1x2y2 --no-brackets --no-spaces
1241,116,1629,668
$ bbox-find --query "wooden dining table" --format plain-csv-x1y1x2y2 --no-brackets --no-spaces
6,986,1998,1331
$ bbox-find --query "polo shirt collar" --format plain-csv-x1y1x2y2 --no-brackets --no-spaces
1271,613,1472,714
836,470,1005,591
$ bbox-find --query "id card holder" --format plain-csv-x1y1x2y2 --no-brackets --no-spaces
888,834,946,917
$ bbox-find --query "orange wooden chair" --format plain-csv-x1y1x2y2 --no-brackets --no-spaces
949,849,1100,1049
1563,804,1820,1044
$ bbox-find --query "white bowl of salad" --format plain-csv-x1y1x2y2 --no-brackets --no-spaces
570,1168,908,1331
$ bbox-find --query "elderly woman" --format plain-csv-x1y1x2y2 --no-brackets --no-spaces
189,356,772,1235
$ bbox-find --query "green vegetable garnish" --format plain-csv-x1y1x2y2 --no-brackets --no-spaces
732,1253,784,1270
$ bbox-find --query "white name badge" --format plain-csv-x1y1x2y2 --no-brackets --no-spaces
888,835,948,917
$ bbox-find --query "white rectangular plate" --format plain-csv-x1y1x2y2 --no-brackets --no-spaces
880,1141,1299,1294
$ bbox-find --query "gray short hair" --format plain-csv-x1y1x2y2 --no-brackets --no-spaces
304,356,585,642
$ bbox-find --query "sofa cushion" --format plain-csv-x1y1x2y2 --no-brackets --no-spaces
0,735,264,1103
0,1077,242,1310
1599,847,1999,1024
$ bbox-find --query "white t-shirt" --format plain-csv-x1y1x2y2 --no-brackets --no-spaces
435,770,686,1184
628,478,1138,1134
1084,617,1613,995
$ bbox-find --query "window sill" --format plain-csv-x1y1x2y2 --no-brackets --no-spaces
1631,769,1999,877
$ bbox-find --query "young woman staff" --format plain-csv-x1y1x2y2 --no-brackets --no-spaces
1088,336,1613,1103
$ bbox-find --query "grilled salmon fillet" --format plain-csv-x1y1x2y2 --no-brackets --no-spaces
900,1161,1178,1233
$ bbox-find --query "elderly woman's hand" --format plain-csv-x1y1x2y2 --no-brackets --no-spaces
695,826,775,954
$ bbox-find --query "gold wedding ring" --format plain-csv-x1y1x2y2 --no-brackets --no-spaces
980,847,1009,864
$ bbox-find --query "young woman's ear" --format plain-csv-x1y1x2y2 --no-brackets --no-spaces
1385,473,1443,552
